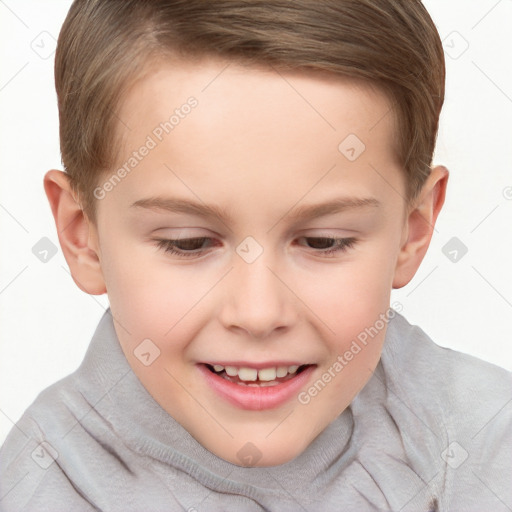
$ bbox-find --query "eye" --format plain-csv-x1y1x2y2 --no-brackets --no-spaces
154,237,215,258
297,236,358,256
154,236,358,259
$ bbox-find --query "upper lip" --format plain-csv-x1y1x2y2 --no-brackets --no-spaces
201,361,313,369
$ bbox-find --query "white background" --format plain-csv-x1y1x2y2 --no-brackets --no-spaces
1,0,511,446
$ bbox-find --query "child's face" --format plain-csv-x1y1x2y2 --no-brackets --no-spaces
87,58,412,466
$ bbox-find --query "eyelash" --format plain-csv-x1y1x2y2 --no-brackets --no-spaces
154,236,358,259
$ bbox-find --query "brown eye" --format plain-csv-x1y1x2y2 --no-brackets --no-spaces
155,237,214,257
298,237,357,256
304,237,336,249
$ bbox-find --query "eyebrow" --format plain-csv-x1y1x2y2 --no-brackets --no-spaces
130,196,381,223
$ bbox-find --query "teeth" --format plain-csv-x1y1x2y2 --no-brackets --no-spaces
258,368,276,381
210,364,304,382
225,366,238,377
238,367,258,381
276,366,288,378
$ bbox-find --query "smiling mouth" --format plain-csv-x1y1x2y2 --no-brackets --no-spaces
204,363,312,387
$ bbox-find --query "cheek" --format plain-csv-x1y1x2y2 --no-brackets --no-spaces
99,242,205,339
295,237,398,369
305,251,395,328
296,256,393,419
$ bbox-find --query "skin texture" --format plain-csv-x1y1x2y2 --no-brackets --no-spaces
44,57,448,467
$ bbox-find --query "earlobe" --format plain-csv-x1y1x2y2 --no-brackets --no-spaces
392,165,449,289
43,169,107,295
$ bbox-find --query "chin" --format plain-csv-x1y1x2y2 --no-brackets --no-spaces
213,437,308,468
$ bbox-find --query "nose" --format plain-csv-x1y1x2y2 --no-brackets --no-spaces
218,250,296,339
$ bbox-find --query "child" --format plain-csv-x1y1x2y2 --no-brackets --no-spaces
1,0,511,510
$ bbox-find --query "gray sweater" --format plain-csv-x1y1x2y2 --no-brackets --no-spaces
1,309,511,511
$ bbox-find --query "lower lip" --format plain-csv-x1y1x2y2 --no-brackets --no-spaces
197,364,316,411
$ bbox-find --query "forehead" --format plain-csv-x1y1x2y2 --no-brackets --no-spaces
116,55,397,156
105,57,403,220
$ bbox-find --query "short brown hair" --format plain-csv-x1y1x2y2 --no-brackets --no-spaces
55,0,445,224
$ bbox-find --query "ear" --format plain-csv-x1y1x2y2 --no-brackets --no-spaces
43,169,106,295
393,165,449,289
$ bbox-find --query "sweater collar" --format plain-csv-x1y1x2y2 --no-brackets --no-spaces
77,308,363,490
